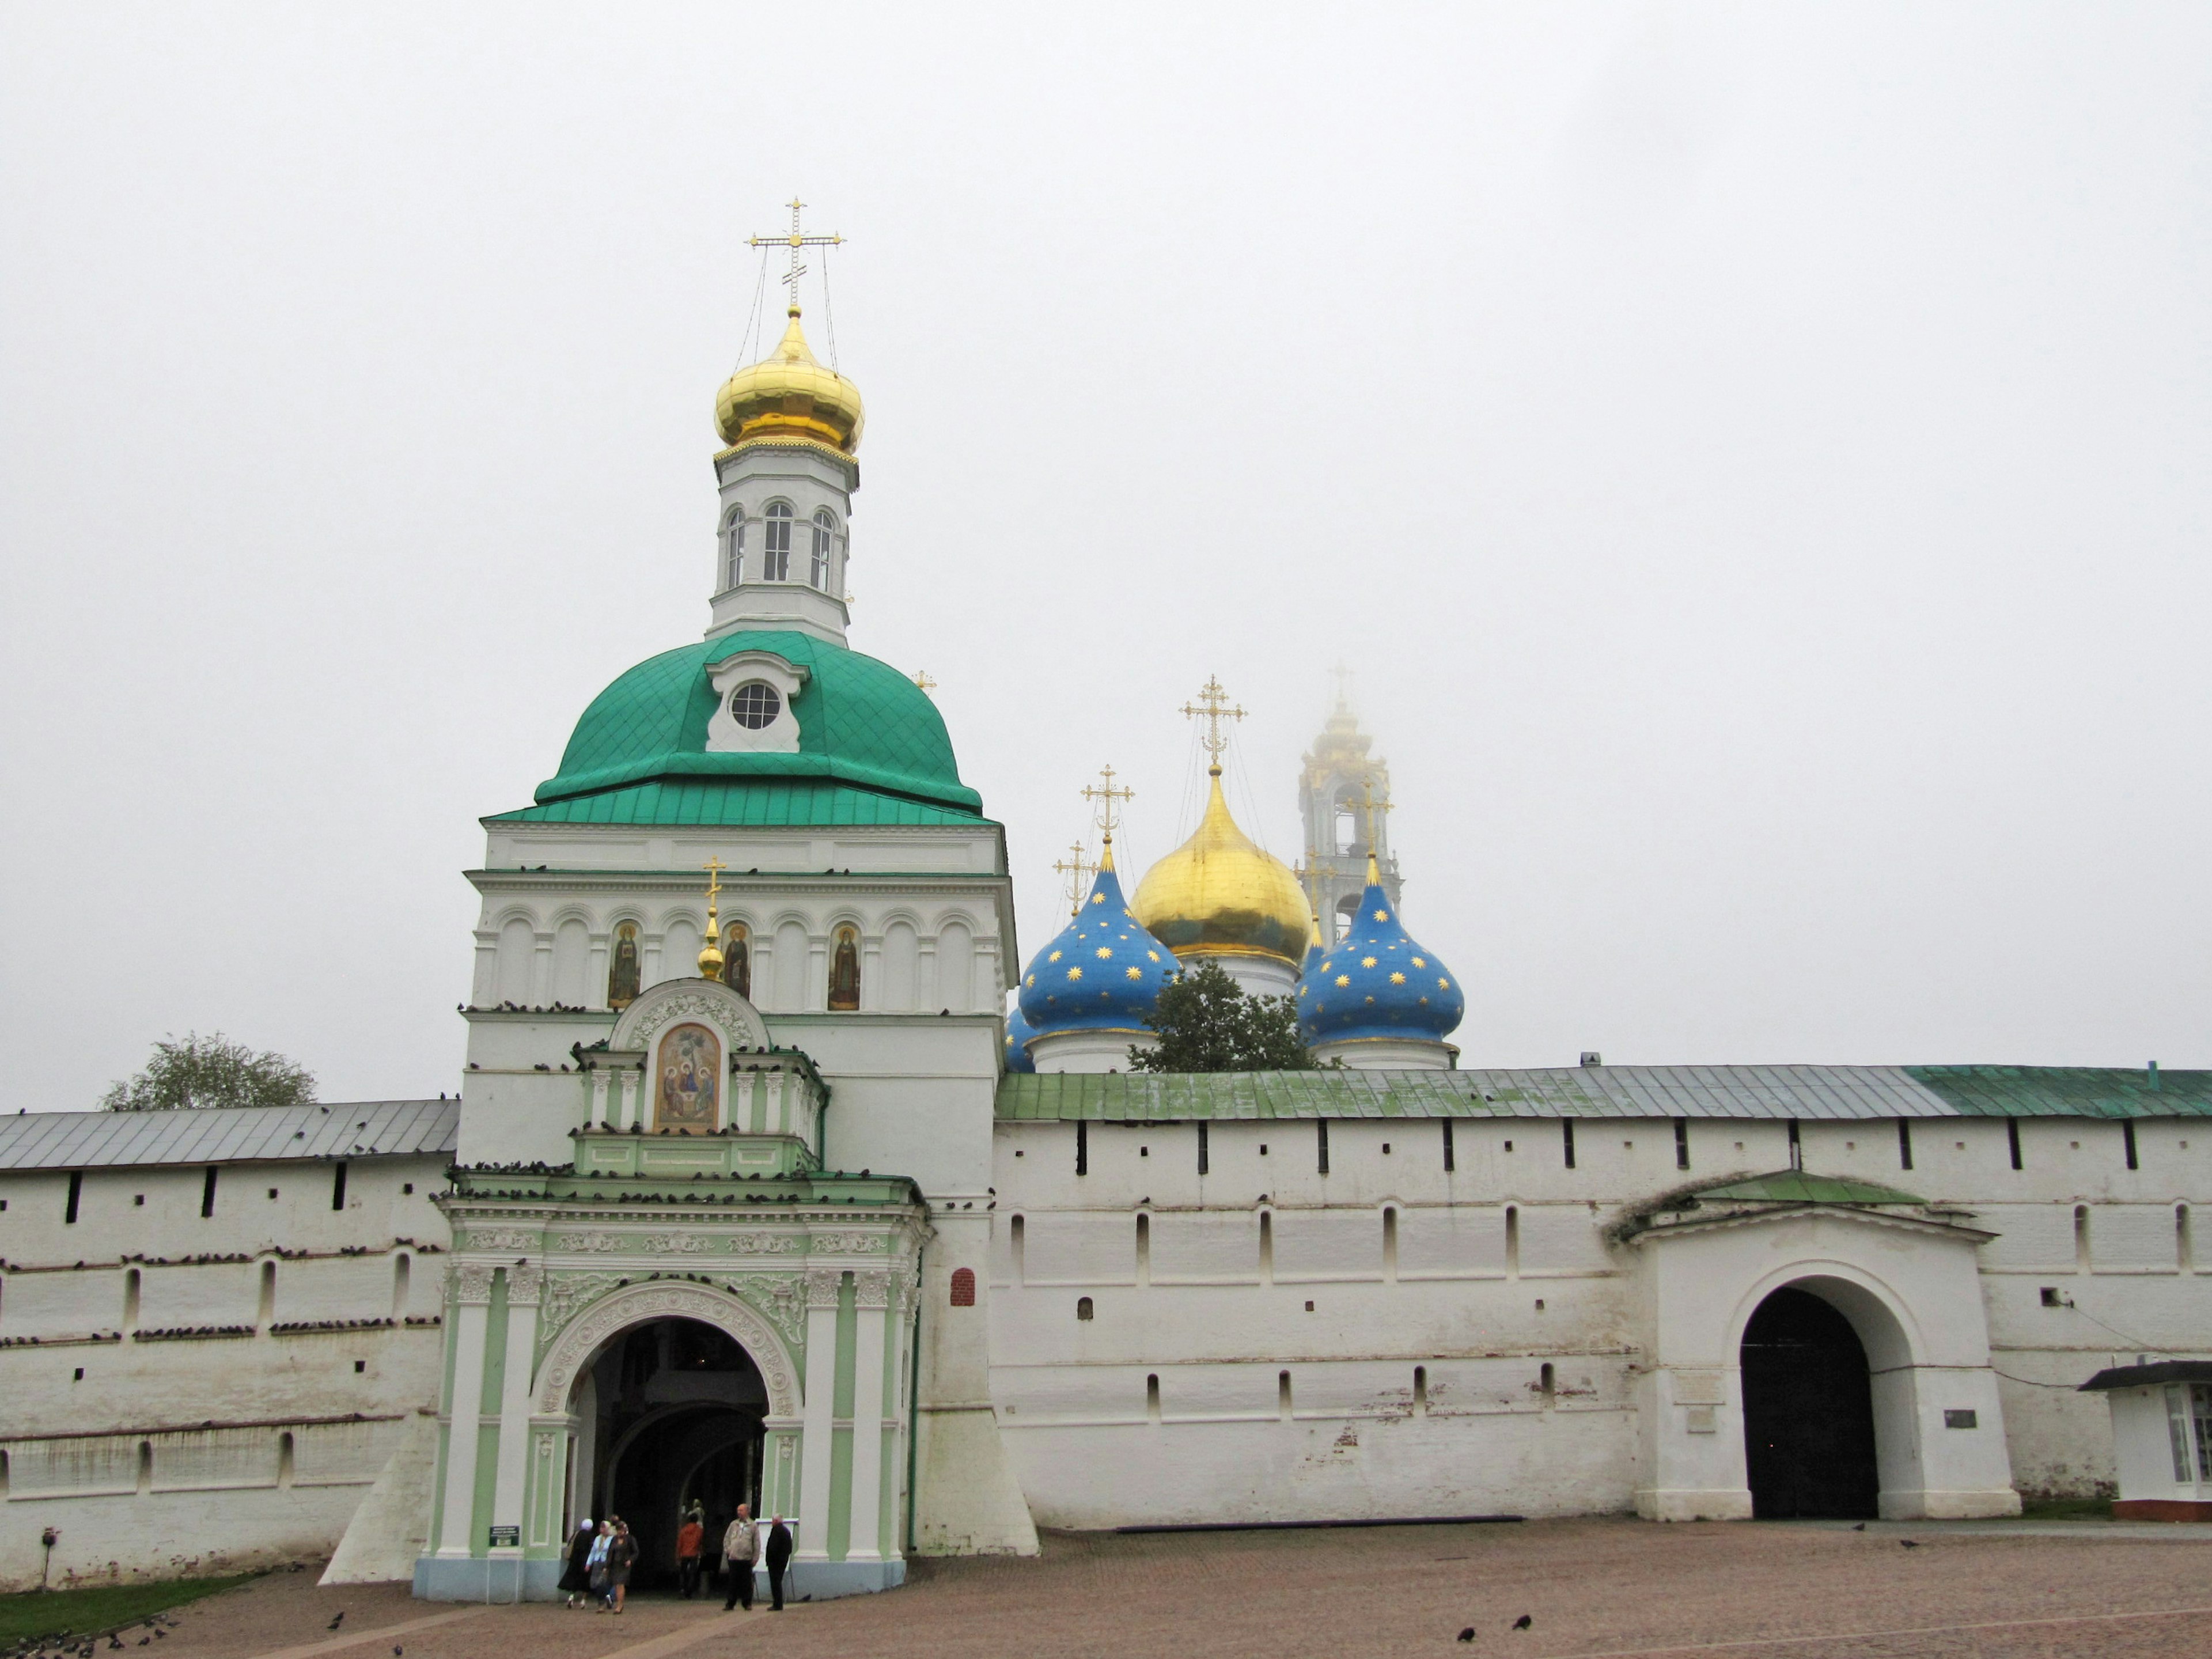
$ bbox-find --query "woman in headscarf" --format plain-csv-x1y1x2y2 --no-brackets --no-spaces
557,1517,596,1608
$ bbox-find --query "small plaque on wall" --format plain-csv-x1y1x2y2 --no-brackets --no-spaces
487,1525,520,1548
1943,1410,1978,1430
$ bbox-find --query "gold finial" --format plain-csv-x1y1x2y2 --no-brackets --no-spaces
748,196,844,318
1180,676,1247,776
1330,662,1355,711
1080,764,1135,857
697,856,728,978
1051,840,1096,916
912,669,937,692
1361,779,1392,887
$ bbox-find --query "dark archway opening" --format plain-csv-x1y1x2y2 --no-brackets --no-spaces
587,1319,766,1590
1740,1286,1879,1520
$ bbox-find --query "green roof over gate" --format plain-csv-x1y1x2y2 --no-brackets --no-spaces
1683,1171,1927,1206
995,1065,2212,1123
507,630,985,823
490,779,988,828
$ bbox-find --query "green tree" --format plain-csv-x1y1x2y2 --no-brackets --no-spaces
101,1032,316,1112
1128,961,1319,1073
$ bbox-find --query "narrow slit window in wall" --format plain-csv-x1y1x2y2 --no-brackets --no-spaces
1278,1370,1293,1421
1505,1206,1520,1278
1412,1365,1428,1412
1787,1120,1802,1169
2075,1206,2092,1274
1135,1214,1150,1284
1317,1120,1330,1176
135,1441,152,1495
1197,1122,1209,1176
1898,1120,1914,1172
1146,1374,1161,1422
1076,1120,1088,1177
2179,1206,2194,1272
258,1260,277,1325
1673,1119,1690,1171
1442,1118,1456,1172
1259,1210,1274,1282
1540,1362,1555,1406
392,1253,411,1321
1562,1120,1575,1170
1382,1207,1399,1278
2008,1118,2024,1170
201,1167,218,1218
122,1268,141,1331
331,1161,349,1211
1010,1215,1026,1282
277,1432,295,1490
2124,1121,2139,1171
64,1172,81,1225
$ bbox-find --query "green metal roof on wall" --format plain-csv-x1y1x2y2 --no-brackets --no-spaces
995,1065,2212,1123
530,630,983,815
490,779,991,829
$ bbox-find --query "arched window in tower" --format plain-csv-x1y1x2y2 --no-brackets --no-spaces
1334,793,1357,855
762,502,793,581
607,922,642,1010
828,925,862,1011
1335,894,1359,942
721,508,745,589
811,509,836,589
721,921,751,999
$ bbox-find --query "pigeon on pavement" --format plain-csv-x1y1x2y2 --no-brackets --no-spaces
1512,1615,1533,1631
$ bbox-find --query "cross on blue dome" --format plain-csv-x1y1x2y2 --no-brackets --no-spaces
1297,865,1463,1047
1017,848,1176,1037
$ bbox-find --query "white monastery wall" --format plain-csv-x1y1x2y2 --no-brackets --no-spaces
990,1113,2212,1522
0,1153,451,1590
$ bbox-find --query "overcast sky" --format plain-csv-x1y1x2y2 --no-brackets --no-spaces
4,6,2208,1108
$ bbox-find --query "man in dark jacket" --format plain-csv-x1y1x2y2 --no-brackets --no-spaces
763,1515,793,1611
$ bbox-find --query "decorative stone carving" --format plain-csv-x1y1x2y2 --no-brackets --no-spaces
737,1272,807,1350
611,982,771,1062
810,1232,887,1255
534,1281,797,1417
508,1262,546,1302
639,1234,713,1256
453,1262,497,1304
536,1271,605,1353
805,1268,846,1310
853,1269,895,1310
459,1229,538,1253
551,1232,622,1253
729,1234,804,1255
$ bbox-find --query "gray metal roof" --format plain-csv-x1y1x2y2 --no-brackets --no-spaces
0,1101,460,1172
997,1065,2212,1123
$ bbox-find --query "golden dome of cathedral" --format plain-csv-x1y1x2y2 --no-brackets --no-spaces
1131,770,1313,968
713,308,865,455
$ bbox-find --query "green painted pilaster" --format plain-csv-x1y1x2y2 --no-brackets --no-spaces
828,1274,857,1558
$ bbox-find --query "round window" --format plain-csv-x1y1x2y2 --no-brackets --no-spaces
728,682,782,730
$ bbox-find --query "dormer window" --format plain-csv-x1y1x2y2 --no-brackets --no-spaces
762,502,793,581
811,509,837,589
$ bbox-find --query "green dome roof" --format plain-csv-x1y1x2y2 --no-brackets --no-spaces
533,630,983,815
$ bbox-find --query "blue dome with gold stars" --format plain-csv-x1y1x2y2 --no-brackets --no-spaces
1003,999,1038,1074
1297,865,1463,1047
1018,847,1176,1036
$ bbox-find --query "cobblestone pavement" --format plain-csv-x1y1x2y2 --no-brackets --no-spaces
126,1519,2212,1659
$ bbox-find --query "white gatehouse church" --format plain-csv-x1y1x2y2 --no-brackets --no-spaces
3,256,2211,1599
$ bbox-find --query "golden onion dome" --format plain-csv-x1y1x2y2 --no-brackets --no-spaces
713,308,865,455
1131,770,1312,967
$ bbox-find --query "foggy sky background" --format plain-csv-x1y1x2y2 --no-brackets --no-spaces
4,5,2208,1108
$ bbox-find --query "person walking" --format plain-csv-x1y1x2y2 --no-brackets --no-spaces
762,1514,793,1612
585,1520,613,1609
604,1518,637,1614
719,1504,758,1612
557,1518,596,1609
675,1506,705,1600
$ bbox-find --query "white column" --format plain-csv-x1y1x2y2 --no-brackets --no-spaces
490,1264,541,1544
436,1264,495,1557
796,1268,843,1560
618,1067,641,1130
846,1271,891,1562
589,1069,611,1126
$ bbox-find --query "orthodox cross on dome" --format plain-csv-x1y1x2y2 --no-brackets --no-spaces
1080,764,1135,849
1180,676,1247,774
1051,841,1096,917
697,856,729,979
1330,661,1355,711
747,197,844,316
912,669,937,692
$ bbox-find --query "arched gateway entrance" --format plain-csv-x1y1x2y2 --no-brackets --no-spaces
573,1317,767,1588
1740,1286,1880,1519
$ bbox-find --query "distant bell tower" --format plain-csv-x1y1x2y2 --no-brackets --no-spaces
707,199,863,646
1298,673,1401,944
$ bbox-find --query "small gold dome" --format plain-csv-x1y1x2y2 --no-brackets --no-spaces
714,309,865,454
1131,771,1312,967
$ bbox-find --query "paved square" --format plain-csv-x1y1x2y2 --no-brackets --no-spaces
120,1520,2212,1659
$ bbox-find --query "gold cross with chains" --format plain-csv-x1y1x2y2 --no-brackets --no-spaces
1080,764,1135,845
747,197,845,314
1051,841,1096,916
1180,676,1247,767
